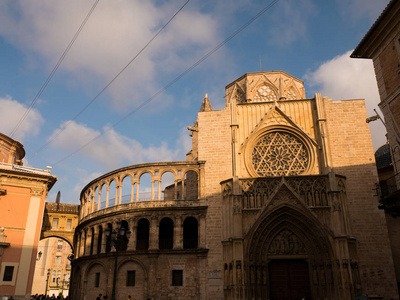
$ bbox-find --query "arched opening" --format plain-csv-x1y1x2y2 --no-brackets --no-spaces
119,220,130,252
161,171,175,201
115,260,147,300
83,230,87,256
109,180,117,207
184,170,198,200
32,237,73,297
106,223,112,253
90,227,94,255
97,225,102,254
94,186,99,211
245,201,334,300
121,175,132,204
159,218,174,250
136,219,150,250
139,173,152,201
84,263,107,300
183,217,198,249
100,183,107,209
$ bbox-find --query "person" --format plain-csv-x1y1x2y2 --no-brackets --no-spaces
103,295,108,300
96,294,102,300
128,296,131,300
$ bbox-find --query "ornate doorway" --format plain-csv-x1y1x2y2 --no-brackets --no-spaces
269,259,311,300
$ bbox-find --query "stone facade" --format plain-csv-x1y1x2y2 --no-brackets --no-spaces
351,0,400,294
70,71,397,299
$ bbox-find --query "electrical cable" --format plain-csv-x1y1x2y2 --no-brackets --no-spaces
51,0,280,166
29,0,191,159
9,0,100,138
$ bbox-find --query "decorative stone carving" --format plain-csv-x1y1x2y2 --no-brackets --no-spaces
285,87,297,100
251,131,309,176
267,229,307,255
253,85,277,102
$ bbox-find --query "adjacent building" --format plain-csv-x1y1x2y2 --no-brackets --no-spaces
351,0,400,292
70,71,398,299
0,133,57,299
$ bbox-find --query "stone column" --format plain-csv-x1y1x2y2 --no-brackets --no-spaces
149,217,159,250
114,186,118,206
100,224,107,254
130,182,134,203
151,180,155,201
93,226,99,254
157,181,161,201
106,186,110,208
199,214,206,248
98,191,102,210
127,220,136,251
174,216,183,249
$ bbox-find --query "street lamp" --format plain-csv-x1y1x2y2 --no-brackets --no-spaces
104,222,131,300
45,269,50,296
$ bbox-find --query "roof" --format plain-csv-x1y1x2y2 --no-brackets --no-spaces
351,0,399,58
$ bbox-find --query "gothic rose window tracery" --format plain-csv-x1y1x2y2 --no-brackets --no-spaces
253,85,277,102
251,131,309,176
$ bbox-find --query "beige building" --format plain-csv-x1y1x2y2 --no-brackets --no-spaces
0,132,57,300
31,201,79,298
70,71,397,299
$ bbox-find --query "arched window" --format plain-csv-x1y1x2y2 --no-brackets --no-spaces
119,220,129,251
183,217,198,249
159,218,174,250
136,219,150,250
90,228,94,255
97,225,102,254
106,223,112,253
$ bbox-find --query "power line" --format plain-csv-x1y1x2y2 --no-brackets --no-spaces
51,0,280,166
9,0,100,138
29,0,191,160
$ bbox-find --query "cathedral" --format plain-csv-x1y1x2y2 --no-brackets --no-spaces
70,71,398,299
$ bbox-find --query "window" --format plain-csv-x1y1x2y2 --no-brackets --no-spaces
55,256,61,264
57,241,63,250
172,270,183,286
0,263,18,285
126,270,135,286
52,218,59,229
95,273,100,288
3,266,14,281
66,219,72,230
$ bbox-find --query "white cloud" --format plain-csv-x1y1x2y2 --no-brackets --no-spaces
49,121,179,168
0,96,44,142
304,50,387,149
0,0,220,111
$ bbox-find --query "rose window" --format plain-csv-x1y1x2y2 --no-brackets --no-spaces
251,131,309,176
253,85,277,102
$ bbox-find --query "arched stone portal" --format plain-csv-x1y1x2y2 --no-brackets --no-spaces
244,196,336,299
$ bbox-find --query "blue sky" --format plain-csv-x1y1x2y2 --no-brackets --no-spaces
0,0,389,204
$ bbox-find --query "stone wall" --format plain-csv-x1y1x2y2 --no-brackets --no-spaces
325,98,398,298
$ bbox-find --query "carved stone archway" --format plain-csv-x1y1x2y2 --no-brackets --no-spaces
244,199,337,300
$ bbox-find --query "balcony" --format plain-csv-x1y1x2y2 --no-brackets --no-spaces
80,161,205,222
